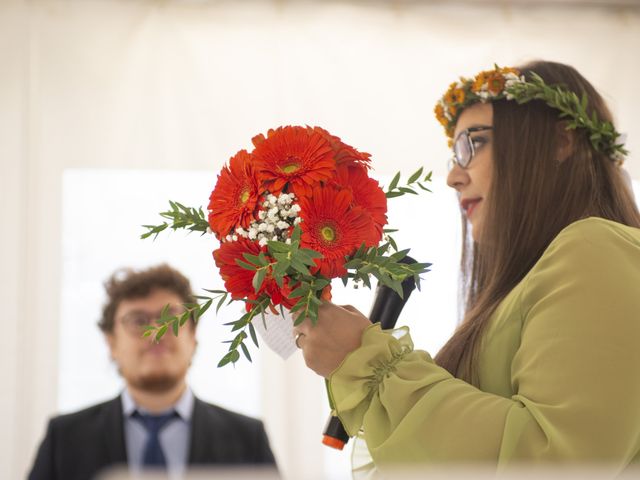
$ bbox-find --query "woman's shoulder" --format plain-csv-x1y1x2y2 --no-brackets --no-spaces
520,217,640,319
524,217,640,291
551,216,640,252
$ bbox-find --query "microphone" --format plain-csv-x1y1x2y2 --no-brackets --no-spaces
322,256,418,450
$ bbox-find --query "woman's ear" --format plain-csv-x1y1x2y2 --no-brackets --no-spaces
556,121,576,163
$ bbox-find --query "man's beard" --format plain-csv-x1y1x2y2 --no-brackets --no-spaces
127,371,182,393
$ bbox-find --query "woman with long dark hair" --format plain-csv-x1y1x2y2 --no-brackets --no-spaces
294,61,640,471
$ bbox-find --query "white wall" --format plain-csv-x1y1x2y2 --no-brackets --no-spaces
2,1,640,479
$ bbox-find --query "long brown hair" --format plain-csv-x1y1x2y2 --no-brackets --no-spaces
434,61,640,384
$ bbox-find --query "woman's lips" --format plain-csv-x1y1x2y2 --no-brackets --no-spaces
461,198,482,218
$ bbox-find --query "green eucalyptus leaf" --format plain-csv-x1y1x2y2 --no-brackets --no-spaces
408,167,423,184
248,322,259,347
217,349,240,367
235,259,257,271
203,289,226,294
243,253,262,265
388,172,401,191
291,226,302,243
385,191,404,199
216,294,227,314
290,259,310,275
313,278,330,290
299,248,323,259
240,342,252,362
172,319,179,336
267,241,290,253
156,324,168,341
289,284,310,299
253,269,267,293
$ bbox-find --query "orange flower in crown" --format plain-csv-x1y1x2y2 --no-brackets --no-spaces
434,65,524,146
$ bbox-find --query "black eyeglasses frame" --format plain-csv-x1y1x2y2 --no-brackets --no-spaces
450,126,493,170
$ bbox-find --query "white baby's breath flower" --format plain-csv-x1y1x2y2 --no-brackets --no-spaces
285,238,292,245
225,235,233,242
248,228,257,240
232,235,238,241
258,210,266,220
266,224,275,233
258,223,268,232
276,221,289,230
294,217,302,225
258,237,268,247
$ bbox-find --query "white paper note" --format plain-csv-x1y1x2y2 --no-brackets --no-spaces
252,308,298,360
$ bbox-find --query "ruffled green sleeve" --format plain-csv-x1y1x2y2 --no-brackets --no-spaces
327,218,640,468
328,324,513,464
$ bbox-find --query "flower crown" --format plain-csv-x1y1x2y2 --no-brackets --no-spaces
434,65,627,165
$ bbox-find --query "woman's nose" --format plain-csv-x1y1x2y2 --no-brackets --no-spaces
446,161,468,190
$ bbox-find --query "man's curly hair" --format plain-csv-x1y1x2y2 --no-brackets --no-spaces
98,264,196,333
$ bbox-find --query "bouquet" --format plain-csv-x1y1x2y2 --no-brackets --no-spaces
142,125,431,366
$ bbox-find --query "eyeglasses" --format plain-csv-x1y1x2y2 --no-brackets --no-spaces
118,307,186,335
449,126,493,170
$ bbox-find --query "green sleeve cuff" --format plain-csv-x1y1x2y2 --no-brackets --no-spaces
327,324,414,437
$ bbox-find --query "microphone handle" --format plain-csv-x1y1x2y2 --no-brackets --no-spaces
322,256,417,450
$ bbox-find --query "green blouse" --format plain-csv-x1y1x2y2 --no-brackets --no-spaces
328,217,640,471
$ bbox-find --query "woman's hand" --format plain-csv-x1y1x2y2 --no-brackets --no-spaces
293,302,371,378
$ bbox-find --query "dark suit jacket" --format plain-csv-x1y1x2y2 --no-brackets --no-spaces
28,395,276,480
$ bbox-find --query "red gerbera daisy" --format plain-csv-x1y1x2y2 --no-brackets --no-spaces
213,238,295,309
299,185,377,278
208,150,261,239
213,238,264,301
335,164,387,240
312,126,372,169
252,126,336,197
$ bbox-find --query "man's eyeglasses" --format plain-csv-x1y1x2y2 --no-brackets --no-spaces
118,307,186,335
449,126,493,170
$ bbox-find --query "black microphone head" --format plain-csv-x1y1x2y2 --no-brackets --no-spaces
368,255,418,329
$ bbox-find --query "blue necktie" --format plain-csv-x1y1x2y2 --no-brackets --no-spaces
133,411,177,468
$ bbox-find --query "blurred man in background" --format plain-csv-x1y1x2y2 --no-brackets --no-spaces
29,264,276,480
